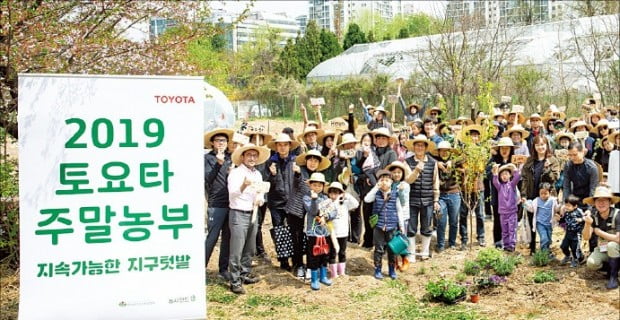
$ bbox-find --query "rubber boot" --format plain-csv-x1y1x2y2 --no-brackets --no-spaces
400,256,410,271
310,269,320,290
319,266,333,286
329,264,338,279
337,262,346,276
407,237,416,263
607,257,619,290
420,235,432,260
388,264,397,279
374,266,383,279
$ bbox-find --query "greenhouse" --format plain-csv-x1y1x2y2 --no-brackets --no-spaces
307,14,619,91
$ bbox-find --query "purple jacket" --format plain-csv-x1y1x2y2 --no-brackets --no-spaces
492,170,521,215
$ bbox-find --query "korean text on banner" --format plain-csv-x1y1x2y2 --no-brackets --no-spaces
18,74,206,320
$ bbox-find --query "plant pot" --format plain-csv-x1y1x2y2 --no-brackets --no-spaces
470,294,480,303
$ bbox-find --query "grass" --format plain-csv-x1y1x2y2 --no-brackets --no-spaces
245,294,293,308
415,267,427,275
207,284,238,304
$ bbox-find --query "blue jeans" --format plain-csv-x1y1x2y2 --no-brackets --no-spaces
205,207,230,274
536,223,553,252
439,193,461,248
459,192,485,243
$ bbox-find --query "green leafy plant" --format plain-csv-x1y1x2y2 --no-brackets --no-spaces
463,260,482,276
493,257,517,276
425,279,467,304
533,270,558,283
532,250,551,267
475,248,504,270
474,274,507,292
455,273,467,282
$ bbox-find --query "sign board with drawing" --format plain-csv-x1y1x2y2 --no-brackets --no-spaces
310,97,325,106
245,123,267,134
511,154,528,165
327,117,348,131
18,74,206,319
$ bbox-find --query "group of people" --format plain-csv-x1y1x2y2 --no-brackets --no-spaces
204,95,620,294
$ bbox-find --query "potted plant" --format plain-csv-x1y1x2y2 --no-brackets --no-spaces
474,274,507,294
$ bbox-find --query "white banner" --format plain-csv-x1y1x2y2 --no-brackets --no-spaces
18,74,206,320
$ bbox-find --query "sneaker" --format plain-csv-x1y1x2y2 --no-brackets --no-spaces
560,256,571,265
243,273,260,284
436,246,445,253
478,239,486,247
231,283,245,294
570,259,578,268
460,243,468,251
295,266,305,278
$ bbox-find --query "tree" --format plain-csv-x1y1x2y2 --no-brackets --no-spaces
415,13,519,118
398,27,409,39
1,1,238,139
367,30,376,43
569,15,619,106
277,38,301,80
296,20,323,79
508,65,549,112
343,23,367,50
319,29,342,62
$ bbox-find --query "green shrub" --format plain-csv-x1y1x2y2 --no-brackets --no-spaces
425,279,467,304
463,260,481,276
493,256,517,276
533,270,558,283
475,248,504,270
532,250,551,267
455,273,467,282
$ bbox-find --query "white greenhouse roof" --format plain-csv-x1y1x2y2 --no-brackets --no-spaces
307,14,619,82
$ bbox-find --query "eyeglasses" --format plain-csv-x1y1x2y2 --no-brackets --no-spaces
213,138,228,143
600,126,608,130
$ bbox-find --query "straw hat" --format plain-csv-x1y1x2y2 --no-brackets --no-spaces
204,128,234,149
588,112,604,123
369,127,396,144
475,114,490,126
373,105,390,118
609,131,620,144
436,122,451,135
337,133,358,149
231,144,270,166
407,119,424,128
307,172,327,184
267,133,300,151
554,131,575,144
493,137,516,149
327,181,345,193
569,120,592,133
498,163,517,175
385,161,411,176
492,108,505,120
425,106,443,117
503,124,530,139
430,140,454,156
583,186,620,205
366,104,376,113
463,124,485,136
318,130,338,146
449,116,474,126
295,149,331,171
408,103,421,113
529,113,542,121
404,134,436,152
244,131,273,146
297,127,325,142
543,106,566,121
566,117,580,130
591,119,610,134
